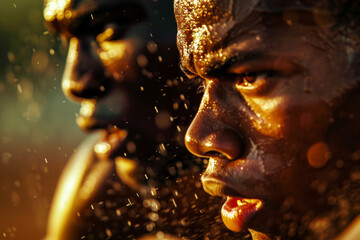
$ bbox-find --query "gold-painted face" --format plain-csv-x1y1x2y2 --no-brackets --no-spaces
175,0,260,77
176,0,360,238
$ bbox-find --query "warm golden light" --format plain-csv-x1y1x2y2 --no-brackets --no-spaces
43,0,71,22
94,142,112,154
46,132,106,240
115,157,141,191
79,100,96,117
96,28,114,43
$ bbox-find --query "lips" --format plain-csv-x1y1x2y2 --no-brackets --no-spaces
76,95,129,131
76,100,97,130
201,175,265,232
201,158,269,198
221,197,263,232
201,157,269,232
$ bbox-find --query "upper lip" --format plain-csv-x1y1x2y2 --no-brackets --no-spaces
201,157,269,200
201,175,246,198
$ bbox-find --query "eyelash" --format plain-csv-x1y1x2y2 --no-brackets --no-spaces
187,70,274,96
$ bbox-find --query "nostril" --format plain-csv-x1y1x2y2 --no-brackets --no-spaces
204,151,228,159
201,129,244,160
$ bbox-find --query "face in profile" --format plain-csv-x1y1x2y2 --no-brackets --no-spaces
44,0,192,190
44,2,240,240
175,0,360,238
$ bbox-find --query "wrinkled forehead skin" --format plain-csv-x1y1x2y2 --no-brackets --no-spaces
174,0,327,76
175,0,255,75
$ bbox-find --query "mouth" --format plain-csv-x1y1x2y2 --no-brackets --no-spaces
76,100,96,130
201,176,264,232
76,99,134,161
221,197,263,232
201,157,267,232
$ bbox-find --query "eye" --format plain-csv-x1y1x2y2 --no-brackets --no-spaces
235,72,273,94
239,72,259,85
236,72,271,86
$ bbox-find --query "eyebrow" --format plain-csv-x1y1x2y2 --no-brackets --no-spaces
207,50,266,76
181,49,267,79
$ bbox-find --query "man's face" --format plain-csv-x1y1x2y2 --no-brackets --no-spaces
44,0,191,190
176,0,359,237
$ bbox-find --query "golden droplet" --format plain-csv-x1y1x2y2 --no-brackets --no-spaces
307,142,331,168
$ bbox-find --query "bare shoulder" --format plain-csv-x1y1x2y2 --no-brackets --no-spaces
45,131,114,240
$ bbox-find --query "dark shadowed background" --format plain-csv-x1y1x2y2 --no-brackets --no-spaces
0,1,86,239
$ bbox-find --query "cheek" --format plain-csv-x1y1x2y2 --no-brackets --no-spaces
247,138,299,176
282,98,331,140
99,40,141,81
246,95,331,140
244,96,287,138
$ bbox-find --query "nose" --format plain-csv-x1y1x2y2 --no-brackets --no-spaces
62,37,109,101
185,87,244,160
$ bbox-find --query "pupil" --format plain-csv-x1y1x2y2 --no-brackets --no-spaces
244,74,256,84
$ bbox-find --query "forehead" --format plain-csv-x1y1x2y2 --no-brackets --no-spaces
44,0,174,33
175,0,259,28
175,0,258,74
175,0,323,24
44,0,172,16
175,0,328,75
44,0,122,21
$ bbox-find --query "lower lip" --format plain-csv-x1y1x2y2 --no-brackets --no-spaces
76,115,97,130
221,197,263,232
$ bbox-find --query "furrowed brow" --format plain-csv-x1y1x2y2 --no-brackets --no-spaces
179,46,266,81
199,49,266,78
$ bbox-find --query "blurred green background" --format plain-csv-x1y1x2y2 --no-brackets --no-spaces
0,1,85,239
